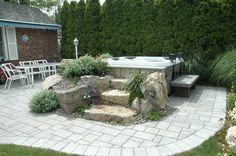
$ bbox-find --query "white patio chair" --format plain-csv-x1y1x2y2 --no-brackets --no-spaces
1,63,29,91
19,60,44,80
34,60,56,77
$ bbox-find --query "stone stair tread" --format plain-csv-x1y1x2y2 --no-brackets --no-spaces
110,79,128,83
110,79,127,90
101,89,129,96
84,105,136,124
101,89,130,105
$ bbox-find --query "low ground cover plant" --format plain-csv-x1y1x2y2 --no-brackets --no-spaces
145,110,162,121
75,104,91,116
30,90,59,113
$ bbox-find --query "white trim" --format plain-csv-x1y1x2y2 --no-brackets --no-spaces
0,19,61,27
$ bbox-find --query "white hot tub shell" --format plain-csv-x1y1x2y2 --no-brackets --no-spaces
104,56,184,94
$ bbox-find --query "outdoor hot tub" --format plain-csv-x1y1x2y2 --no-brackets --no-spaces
104,56,184,94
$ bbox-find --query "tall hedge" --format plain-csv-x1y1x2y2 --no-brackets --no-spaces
58,0,236,59
66,1,78,58
58,0,69,58
85,0,101,56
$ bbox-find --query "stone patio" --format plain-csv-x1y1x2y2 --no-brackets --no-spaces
0,82,226,156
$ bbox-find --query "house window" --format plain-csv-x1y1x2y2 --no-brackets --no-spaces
0,28,4,59
0,27,18,61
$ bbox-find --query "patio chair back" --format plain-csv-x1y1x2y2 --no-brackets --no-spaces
19,61,34,66
0,65,10,79
1,63,17,78
34,60,48,65
1,63,29,90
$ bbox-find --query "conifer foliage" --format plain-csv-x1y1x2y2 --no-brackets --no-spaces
57,0,236,60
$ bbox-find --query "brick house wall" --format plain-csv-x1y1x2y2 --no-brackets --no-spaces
16,28,60,62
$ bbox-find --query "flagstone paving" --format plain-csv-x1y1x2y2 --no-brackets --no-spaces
0,82,226,156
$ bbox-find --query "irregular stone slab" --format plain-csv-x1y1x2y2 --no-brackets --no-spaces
101,89,130,105
110,79,127,90
42,74,62,90
226,126,236,152
84,105,137,124
54,85,88,113
81,75,113,93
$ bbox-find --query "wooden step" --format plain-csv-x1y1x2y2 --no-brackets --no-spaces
101,89,130,106
84,105,137,124
110,79,127,90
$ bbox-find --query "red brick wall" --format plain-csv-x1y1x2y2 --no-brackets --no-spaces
16,28,59,62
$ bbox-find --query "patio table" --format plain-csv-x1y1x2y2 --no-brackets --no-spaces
16,62,61,87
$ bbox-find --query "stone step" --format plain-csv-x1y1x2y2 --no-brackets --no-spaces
110,79,127,90
101,89,130,106
84,105,137,124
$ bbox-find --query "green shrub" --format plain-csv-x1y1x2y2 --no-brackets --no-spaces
232,120,236,126
145,110,161,121
211,50,236,87
184,51,210,80
78,55,95,75
125,72,147,105
62,54,110,78
62,60,83,78
30,90,59,113
99,53,113,59
62,55,94,78
227,93,236,111
93,60,109,76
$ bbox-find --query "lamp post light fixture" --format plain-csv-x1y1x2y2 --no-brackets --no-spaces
73,37,79,59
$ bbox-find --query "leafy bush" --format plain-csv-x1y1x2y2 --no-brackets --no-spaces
62,60,82,78
211,50,236,87
78,55,95,75
227,93,236,111
62,54,109,78
145,110,162,121
99,53,113,59
30,90,59,113
93,60,110,76
125,72,147,105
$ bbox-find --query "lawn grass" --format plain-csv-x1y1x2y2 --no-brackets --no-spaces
175,136,223,156
0,144,78,156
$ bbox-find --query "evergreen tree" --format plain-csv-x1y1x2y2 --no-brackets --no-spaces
122,0,144,56
85,0,101,56
142,0,157,56
76,0,86,56
66,1,78,58
59,0,69,58
156,0,176,56
101,0,124,56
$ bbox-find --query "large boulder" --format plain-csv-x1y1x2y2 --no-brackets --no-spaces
81,75,113,93
42,74,62,90
54,85,88,113
132,72,168,114
226,126,236,153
